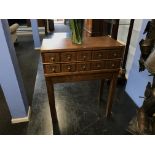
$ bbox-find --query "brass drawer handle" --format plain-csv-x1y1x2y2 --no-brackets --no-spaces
96,64,101,68
113,53,117,57
67,55,71,60
67,65,71,71
82,65,86,70
112,64,115,67
98,53,102,57
50,66,56,72
50,57,55,62
83,55,86,60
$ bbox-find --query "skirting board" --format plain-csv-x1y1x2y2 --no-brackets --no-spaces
34,47,41,51
11,106,31,124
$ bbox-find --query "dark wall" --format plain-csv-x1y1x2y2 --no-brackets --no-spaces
7,19,27,26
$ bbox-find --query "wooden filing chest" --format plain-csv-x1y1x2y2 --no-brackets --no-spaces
40,34,125,134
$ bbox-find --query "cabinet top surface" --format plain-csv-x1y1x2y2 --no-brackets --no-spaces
41,33,124,52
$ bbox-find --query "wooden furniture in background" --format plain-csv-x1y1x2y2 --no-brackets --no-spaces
40,33,125,134
27,19,54,35
83,19,119,39
26,19,45,27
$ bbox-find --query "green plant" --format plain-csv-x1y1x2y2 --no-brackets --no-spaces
69,19,84,44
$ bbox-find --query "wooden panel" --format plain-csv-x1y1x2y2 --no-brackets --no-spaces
92,49,123,60
77,51,92,61
91,61,106,70
62,63,76,72
42,53,60,63
37,19,45,27
84,19,93,37
50,72,114,83
107,50,123,59
83,19,119,38
105,60,121,69
27,19,45,27
91,19,104,36
92,50,108,60
84,20,92,32
41,36,124,52
61,52,77,62
44,69,120,77
44,64,60,73
77,62,91,72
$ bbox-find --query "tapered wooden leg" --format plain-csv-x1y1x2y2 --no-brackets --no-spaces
45,78,57,124
106,73,118,117
98,79,105,103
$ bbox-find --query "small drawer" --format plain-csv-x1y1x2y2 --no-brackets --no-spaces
91,61,105,70
61,52,77,62
62,63,76,72
44,64,61,73
92,50,108,60
106,60,121,69
107,50,123,59
77,51,91,61
77,63,91,72
42,53,60,63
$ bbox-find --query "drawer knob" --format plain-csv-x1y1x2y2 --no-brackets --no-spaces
82,65,86,70
67,65,71,70
114,53,117,57
50,66,55,72
112,64,115,67
52,68,55,72
98,53,102,57
97,64,101,68
83,55,86,60
67,55,71,60
50,57,55,62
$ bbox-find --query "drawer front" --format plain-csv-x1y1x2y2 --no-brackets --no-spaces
107,50,123,59
92,50,123,60
44,64,61,73
61,52,77,62
106,60,121,69
77,63,91,72
92,50,108,60
62,63,76,72
77,51,91,61
91,61,106,70
42,53,60,63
